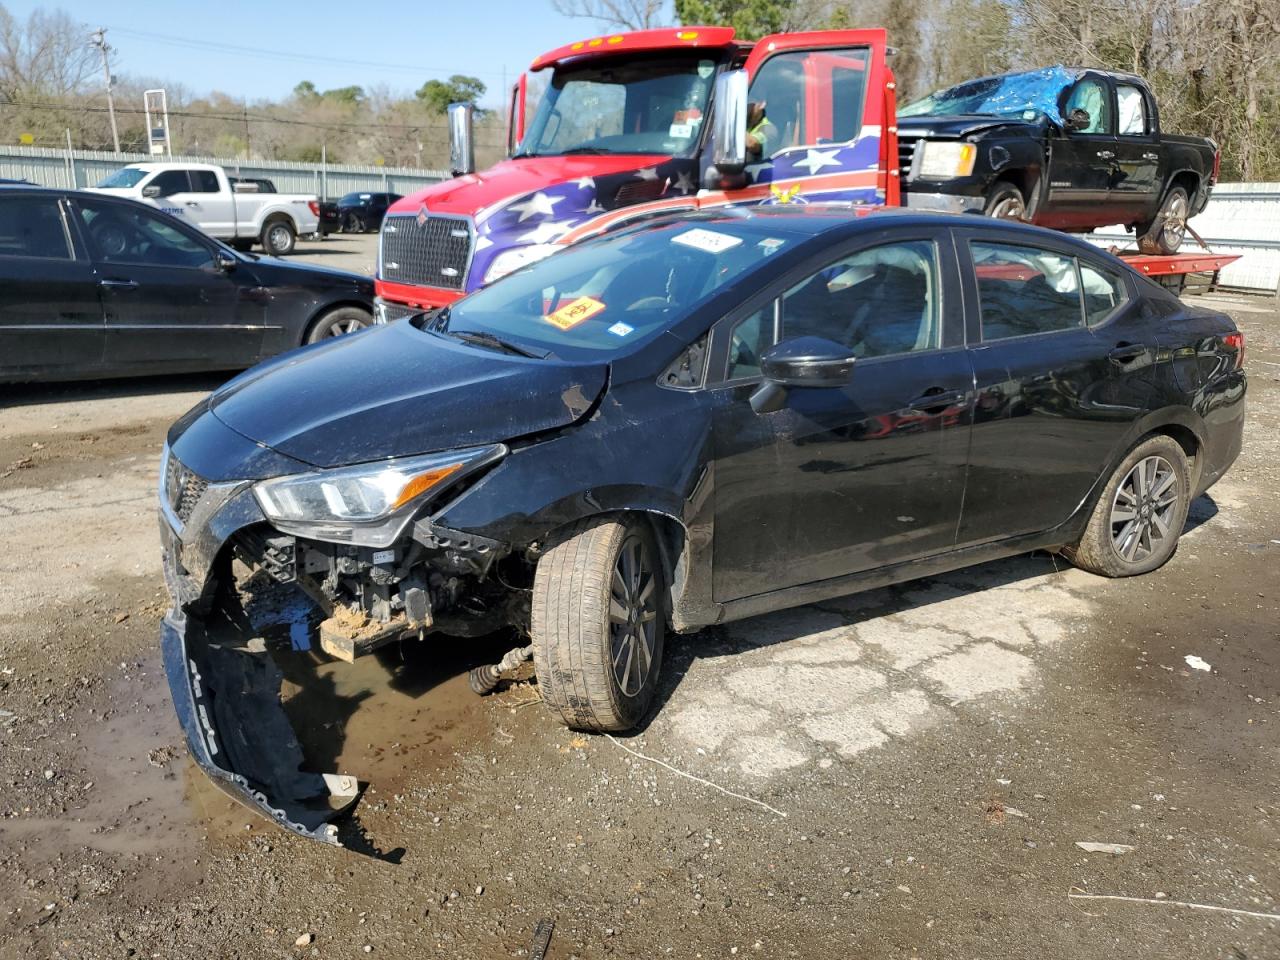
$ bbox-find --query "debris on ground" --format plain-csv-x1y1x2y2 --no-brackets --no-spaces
1075,842,1135,855
1184,655,1212,672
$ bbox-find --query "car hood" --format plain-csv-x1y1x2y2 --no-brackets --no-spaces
897,114,1045,139
241,254,371,290
208,321,607,468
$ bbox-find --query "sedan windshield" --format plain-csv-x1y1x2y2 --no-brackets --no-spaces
899,66,1079,122
432,219,795,359
96,168,147,188
519,53,718,158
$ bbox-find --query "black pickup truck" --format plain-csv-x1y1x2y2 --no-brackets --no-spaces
897,67,1219,254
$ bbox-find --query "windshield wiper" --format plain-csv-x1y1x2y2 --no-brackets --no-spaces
555,146,613,155
448,330,548,359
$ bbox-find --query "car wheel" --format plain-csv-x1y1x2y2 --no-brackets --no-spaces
1137,185,1189,255
306,306,372,343
1063,435,1191,577
531,516,665,732
343,212,364,233
984,181,1027,220
262,219,296,256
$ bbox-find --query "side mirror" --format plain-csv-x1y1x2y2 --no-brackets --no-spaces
448,102,476,177
711,69,749,174
750,337,856,414
1064,108,1091,132
214,249,237,272
506,74,528,158
141,184,162,198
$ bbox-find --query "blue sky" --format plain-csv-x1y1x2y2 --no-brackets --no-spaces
9,0,662,105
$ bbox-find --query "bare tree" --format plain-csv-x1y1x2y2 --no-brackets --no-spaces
551,0,670,31
0,4,97,100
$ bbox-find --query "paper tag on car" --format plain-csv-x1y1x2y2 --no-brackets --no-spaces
672,228,742,254
668,122,694,139
545,296,606,330
607,321,634,337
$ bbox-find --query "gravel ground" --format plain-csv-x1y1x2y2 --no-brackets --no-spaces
0,272,1277,959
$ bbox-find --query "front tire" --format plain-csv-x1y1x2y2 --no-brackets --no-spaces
531,516,665,732
984,181,1027,220
306,306,372,343
261,218,296,256
1137,185,1189,255
1064,435,1191,577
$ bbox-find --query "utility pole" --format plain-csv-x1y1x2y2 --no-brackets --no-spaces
90,28,121,154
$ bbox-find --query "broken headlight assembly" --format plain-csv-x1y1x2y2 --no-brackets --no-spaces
252,444,506,548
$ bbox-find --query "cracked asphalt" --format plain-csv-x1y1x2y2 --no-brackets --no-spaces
1,241,1277,960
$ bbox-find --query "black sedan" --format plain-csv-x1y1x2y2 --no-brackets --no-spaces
0,186,374,383
318,191,402,235
158,207,1245,844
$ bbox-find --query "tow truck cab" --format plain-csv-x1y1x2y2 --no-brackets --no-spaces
374,26,899,319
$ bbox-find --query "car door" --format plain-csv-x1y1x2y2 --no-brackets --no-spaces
1041,74,1118,228
710,231,973,602
0,193,105,380
1110,82,1162,223
70,196,267,373
955,228,1154,545
183,168,237,237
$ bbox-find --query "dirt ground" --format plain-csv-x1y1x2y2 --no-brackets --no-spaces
1,250,1278,959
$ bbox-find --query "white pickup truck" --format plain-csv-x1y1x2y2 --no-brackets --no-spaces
88,162,320,255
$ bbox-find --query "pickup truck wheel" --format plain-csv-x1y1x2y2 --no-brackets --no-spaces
984,182,1027,220
262,219,296,256
1063,435,1190,578
1137,185,1189,255
531,516,665,732
306,306,372,343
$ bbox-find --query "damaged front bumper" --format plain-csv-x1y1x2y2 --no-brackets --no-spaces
160,609,360,844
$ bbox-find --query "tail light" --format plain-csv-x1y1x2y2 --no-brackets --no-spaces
1211,149,1221,185
1223,331,1245,368
308,200,320,217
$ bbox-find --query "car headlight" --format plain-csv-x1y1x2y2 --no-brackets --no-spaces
916,141,977,179
483,244,560,284
252,444,505,547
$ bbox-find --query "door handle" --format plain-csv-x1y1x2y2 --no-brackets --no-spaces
1142,152,1159,161
1108,343,1147,364
98,278,139,290
1096,150,1116,160
906,388,966,412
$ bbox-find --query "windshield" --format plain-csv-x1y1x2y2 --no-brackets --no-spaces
899,66,1079,122
520,53,719,158
96,168,147,188
432,218,795,359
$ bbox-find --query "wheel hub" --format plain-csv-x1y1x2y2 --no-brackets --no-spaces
1109,455,1179,563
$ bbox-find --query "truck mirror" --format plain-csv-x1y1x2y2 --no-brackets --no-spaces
142,184,162,198
712,70,749,174
506,75,528,158
1065,108,1091,132
448,102,476,178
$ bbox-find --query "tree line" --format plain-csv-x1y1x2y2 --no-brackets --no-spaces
2,1,1276,179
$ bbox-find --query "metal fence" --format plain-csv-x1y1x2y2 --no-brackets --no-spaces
1089,181,1280,296
0,145,446,200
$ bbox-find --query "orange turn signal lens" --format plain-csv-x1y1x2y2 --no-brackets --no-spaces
391,462,464,510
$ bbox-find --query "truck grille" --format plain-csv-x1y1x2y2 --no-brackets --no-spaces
164,452,208,524
380,213,472,291
897,136,920,178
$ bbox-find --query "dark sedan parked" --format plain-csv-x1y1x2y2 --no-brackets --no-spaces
318,191,402,235
0,186,375,383
159,207,1245,844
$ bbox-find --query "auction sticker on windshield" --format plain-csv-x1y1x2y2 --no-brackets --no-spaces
672,228,743,254
545,296,606,331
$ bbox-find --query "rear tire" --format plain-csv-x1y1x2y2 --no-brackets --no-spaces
261,218,296,256
1137,185,1189,255
984,181,1027,220
306,306,372,343
1063,435,1191,577
531,516,665,732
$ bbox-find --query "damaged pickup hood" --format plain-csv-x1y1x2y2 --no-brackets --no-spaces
896,114,1044,139
208,321,607,468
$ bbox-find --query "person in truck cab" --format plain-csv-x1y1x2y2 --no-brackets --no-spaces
746,100,777,160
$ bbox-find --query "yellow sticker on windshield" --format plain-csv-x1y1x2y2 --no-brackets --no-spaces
545,296,605,330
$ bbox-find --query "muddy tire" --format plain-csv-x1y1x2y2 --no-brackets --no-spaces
1063,435,1191,577
306,306,372,343
984,181,1027,220
1137,185,1189,255
261,217,296,256
531,516,665,732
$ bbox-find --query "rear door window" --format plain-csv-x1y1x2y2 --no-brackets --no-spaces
0,196,72,260
1079,261,1128,325
190,170,220,192
970,241,1084,340
1116,84,1148,136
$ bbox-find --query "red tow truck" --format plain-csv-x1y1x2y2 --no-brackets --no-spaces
374,26,1235,319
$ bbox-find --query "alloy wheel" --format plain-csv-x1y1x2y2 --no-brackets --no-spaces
327,316,367,337
990,193,1026,220
1109,455,1180,563
608,535,658,697
1162,192,1188,249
